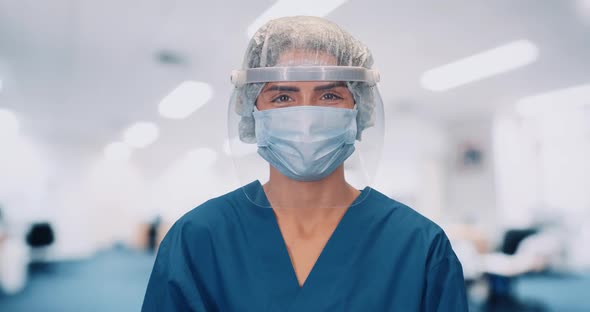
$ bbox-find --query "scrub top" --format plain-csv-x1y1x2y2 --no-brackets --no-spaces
142,181,468,311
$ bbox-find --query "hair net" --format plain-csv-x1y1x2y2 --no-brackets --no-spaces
232,16,378,143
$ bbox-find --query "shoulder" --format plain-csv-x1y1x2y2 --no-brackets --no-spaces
181,188,241,226
161,185,245,247
368,188,456,265
368,188,445,238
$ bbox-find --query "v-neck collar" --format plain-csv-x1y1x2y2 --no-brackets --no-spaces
240,180,373,311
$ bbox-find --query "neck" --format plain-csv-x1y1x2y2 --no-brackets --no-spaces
262,165,360,220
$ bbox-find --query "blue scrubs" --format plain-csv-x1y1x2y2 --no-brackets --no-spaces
142,181,468,311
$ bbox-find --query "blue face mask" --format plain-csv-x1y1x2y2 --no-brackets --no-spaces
252,106,358,181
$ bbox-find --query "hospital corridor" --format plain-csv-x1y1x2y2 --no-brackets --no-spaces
1,1,590,311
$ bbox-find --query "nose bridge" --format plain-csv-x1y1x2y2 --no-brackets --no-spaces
300,85,314,106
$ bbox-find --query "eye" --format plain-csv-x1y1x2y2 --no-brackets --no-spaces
320,93,344,101
271,94,293,103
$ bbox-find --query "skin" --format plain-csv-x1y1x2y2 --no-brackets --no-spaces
254,52,361,287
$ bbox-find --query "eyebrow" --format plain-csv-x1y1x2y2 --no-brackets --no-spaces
263,85,299,93
313,82,348,92
263,82,348,93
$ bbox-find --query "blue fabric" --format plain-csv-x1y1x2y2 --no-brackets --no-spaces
142,181,468,311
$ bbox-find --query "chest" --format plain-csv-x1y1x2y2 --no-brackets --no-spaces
216,236,427,312
282,232,333,286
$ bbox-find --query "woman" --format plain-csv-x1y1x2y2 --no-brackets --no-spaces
142,16,468,311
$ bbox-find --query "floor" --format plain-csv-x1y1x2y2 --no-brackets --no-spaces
0,247,155,312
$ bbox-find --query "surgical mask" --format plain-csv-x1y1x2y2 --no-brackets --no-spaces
252,106,358,181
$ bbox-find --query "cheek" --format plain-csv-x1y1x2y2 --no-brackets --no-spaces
254,98,264,110
343,89,355,103
343,102,355,109
255,98,273,111
345,94,356,108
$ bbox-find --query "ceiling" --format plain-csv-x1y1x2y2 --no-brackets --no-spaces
0,0,589,177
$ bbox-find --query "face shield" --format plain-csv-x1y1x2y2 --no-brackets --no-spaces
227,16,384,209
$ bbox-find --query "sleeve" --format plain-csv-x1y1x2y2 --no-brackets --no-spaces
141,220,213,312
422,233,469,312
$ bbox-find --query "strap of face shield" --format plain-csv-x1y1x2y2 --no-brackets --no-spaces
230,66,380,87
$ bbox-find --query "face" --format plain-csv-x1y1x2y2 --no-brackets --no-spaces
256,81,355,111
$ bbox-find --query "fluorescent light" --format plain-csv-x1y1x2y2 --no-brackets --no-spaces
0,108,19,139
0,79,3,93
104,142,132,161
421,40,539,91
159,81,213,119
516,83,590,116
123,122,159,148
247,0,348,38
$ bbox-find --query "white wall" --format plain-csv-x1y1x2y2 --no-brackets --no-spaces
374,110,451,222
152,148,237,224
445,120,498,228
492,113,540,228
494,107,590,227
493,105,590,269
0,135,51,234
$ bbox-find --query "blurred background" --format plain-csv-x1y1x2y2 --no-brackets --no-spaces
0,0,589,311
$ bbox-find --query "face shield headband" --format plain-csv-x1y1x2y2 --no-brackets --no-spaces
230,66,380,87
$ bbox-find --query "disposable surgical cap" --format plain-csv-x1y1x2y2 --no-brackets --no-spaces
230,16,379,143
